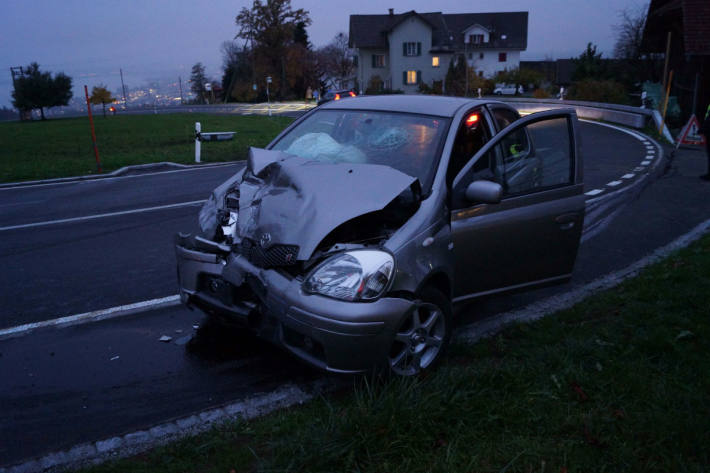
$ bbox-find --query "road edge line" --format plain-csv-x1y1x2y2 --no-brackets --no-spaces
0,295,181,341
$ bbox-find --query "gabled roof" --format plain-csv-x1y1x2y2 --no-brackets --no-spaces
349,10,528,51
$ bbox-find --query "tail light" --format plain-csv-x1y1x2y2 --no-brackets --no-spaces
349,91,356,97
334,93,341,100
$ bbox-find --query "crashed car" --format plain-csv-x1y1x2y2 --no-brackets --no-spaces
176,95,584,375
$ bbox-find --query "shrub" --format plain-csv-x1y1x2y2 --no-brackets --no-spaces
568,79,629,105
533,88,551,99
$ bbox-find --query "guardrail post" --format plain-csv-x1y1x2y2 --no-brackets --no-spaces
195,122,201,163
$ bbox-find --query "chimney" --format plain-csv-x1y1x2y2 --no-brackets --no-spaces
388,8,394,16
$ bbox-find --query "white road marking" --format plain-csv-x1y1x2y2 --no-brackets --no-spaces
607,180,622,186
585,189,604,196
0,200,205,232
622,173,635,179
641,160,651,165
0,295,180,340
634,167,646,172
0,162,242,192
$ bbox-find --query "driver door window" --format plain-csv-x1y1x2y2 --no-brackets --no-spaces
455,116,572,203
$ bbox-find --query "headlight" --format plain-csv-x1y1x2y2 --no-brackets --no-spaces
303,250,394,302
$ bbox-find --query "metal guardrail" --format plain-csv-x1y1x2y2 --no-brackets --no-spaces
492,97,674,142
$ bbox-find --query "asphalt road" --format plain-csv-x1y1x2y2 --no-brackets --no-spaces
0,121,683,467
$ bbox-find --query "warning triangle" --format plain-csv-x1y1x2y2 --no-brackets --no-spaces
678,114,706,145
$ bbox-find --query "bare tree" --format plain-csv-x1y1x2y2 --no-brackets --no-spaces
613,4,648,61
316,32,354,89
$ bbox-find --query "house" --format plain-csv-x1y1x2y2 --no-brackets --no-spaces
349,9,528,93
642,0,710,118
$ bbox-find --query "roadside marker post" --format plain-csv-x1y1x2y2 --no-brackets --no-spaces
194,122,236,163
195,122,201,163
84,85,102,173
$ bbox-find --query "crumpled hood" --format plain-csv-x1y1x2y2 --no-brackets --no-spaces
232,147,417,260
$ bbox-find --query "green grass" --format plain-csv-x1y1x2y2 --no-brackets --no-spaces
78,234,710,473
0,113,293,183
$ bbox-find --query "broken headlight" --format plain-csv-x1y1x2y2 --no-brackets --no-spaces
198,193,218,237
303,250,394,302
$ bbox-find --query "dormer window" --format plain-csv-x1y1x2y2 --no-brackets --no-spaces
468,34,484,44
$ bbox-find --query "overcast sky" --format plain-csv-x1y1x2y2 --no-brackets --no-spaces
0,0,647,107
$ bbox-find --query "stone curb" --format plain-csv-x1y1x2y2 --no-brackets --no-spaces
0,381,334,473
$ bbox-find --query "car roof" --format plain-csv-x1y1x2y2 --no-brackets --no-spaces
318,94,494,118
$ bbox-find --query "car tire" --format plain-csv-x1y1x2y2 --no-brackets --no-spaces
387,286,452,376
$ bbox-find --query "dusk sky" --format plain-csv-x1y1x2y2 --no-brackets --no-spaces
0,0,647,107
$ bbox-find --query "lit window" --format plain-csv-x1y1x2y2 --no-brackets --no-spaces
406,70,417,84
432,56,440,67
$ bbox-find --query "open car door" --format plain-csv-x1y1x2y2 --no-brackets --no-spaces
449,109,585,301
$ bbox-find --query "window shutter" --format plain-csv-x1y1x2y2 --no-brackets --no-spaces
417,70,422,83
372,55,376,68
417,42,421,56
403,42,407,56
403,71,407,85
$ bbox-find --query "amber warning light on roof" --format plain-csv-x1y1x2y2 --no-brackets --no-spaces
465,113,479,127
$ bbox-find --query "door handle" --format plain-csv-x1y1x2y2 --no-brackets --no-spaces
556,213,578,230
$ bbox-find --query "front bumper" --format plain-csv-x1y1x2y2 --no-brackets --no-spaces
175,234,414,373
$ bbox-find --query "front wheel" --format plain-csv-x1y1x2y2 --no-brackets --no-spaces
388,287,452,376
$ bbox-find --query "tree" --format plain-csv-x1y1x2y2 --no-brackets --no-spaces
235,0,311,98
613,4,656,88
573,43,607,81
221,41,257,102
316,32,354,90
190,63,208,104
11,62,73,120
89,84,116,117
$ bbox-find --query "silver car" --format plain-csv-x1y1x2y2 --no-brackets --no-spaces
175,95,584,375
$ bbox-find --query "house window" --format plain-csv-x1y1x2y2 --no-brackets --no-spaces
478,71,484,77
479,53,484,60
432,56,440,67
468,34,484,44
372,54,386,68
498,52,507,62
403,42,421,56
405,70,418,85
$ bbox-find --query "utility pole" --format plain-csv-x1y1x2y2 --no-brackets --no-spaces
120,68,128,109
179,76,184,105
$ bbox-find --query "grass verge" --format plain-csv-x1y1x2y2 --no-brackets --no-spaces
78,234,710,473
0,113,293,183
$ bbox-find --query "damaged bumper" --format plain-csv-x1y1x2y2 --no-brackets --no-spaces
175,234,414,373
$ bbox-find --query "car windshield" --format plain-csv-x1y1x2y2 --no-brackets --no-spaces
271,109,450,193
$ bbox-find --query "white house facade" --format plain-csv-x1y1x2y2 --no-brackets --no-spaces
349,10,528,93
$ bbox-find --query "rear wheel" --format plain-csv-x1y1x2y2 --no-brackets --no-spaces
388,287,452,376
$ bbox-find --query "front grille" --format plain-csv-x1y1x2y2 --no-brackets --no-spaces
238,238,298,268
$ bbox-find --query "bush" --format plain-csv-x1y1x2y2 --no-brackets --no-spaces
568,79,629,105
533,88,551,99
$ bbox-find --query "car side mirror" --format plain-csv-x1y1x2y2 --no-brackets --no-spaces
465,180,502,204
